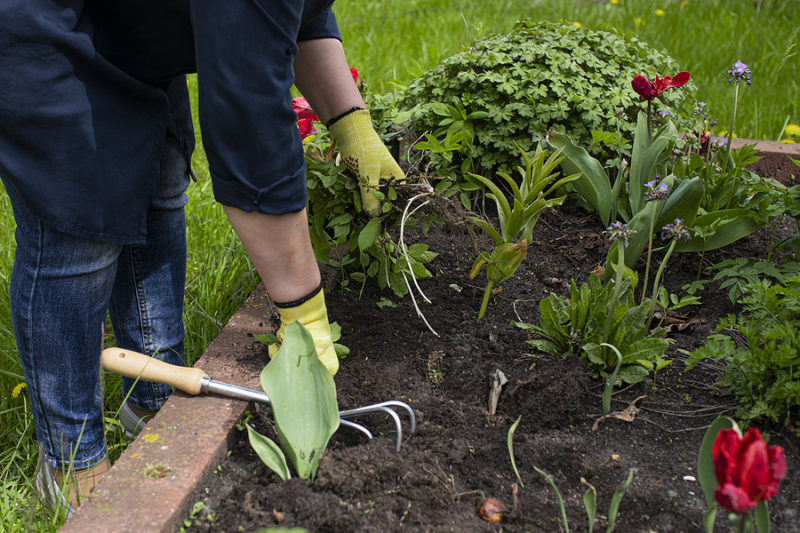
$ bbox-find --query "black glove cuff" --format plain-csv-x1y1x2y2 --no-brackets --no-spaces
274,282,323,309
325,106,365,128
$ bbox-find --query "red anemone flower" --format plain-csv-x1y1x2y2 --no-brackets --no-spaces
712,427,786,514
631,71,690,101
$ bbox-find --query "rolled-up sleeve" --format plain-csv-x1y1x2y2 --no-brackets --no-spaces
298,7,341,42
192,0,340,216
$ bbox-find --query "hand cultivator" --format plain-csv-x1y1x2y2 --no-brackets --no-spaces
101,348,416,450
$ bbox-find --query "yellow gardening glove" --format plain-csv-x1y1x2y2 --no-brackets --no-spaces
329,109,405,217
268,288,339,375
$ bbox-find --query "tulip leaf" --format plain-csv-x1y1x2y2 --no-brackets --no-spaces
754,500,770,533
507,415,524,487
259,322,340,480
697,416,739,505
675,209,761,252
246,423,291,481
581,479,597,533
606,469,635,533
548,130,612,225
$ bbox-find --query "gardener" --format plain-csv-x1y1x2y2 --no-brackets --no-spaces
0,0,403,515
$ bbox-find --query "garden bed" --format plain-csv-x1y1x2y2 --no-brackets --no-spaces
182,197,799,532
62,140,799,533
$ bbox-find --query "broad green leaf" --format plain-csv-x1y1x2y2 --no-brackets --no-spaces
357,219,381,251
755,501,770,533
548,130,612,225
697,416,739,505
676,209,761,252
260,322,339,480
246,424,291,481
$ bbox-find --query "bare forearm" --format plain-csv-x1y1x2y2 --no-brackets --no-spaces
224,206,320,303
294,38,365,123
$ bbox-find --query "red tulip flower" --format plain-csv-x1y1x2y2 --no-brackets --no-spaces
631,71,690,101
712,427,786,514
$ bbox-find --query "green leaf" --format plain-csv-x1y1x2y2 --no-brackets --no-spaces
253,333,279,346
754,500,770,533
606,469,635,533
582,478,597,533
676,209,761,252
507,416,524,487
246,424,291,481
357,220,381,253
697,416,738,505
259,322,339,480
548,130,612,225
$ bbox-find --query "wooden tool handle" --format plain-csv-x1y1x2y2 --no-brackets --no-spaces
101,348,207,395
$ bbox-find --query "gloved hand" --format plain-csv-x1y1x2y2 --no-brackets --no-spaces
329,109,405,217
269,287,339,375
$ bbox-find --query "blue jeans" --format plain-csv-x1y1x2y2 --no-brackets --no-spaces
3,134,190,470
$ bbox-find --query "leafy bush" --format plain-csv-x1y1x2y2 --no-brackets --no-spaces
399,20,699,174
684,275,800,426
515,273,671,386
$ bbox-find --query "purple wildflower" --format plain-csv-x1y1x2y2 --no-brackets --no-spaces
728,61,752,85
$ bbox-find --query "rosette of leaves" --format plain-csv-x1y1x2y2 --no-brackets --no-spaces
399,20,699,175
514,272,671,386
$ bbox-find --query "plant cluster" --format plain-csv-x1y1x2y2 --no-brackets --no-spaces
399,20,699,175
684,274,800,426
294,76,439,300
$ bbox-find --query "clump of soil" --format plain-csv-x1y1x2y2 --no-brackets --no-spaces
186,201,799,533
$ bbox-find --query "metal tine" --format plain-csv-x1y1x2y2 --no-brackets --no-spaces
339,419,373,441
338,400,416,451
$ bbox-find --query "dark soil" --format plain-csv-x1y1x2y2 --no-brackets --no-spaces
186,201,799,533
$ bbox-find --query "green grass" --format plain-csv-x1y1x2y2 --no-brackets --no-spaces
2,0,798,529
336,0,800,141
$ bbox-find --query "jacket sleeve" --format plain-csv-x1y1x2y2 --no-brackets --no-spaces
298,7,341,42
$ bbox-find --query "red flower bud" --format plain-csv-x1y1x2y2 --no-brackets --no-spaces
712,427,786,514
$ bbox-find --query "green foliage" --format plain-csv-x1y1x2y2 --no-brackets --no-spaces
684,275,800,425
515,272,671,386
400,20,698,175
303,140,437,298
708,257,800,304
469,144,580,318
249,323,339,481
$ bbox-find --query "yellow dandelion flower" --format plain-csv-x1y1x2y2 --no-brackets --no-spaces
12,382,26,398
634,17,645,25
785,123,800,137
780,138,796,143
681,0,689,5
572,21,582,28
609,0,619,4
655,8,665,16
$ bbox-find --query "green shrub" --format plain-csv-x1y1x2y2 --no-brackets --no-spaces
400,20,700,174
684,275,800,426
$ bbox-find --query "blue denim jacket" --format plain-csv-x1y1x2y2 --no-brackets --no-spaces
0,0,339,243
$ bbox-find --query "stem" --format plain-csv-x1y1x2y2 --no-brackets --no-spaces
722,83,739,175
646,99,653,142
641,207,657,306
646,240,678,331
603,243,626,347
478,280,495,319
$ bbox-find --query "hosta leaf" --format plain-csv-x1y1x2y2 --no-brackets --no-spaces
246,424,291,481
259,322,339,480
